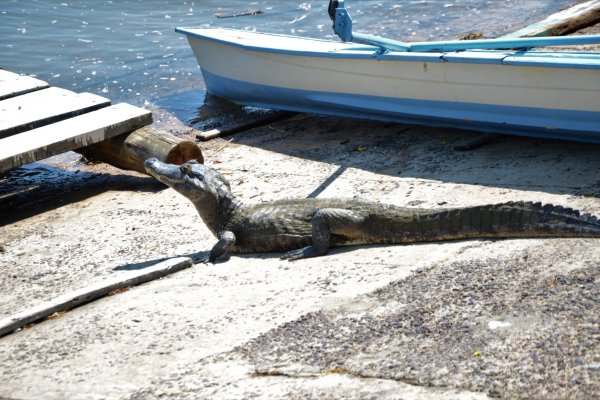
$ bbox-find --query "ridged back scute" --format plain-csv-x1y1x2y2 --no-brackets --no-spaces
450,201,600,238
389,201,600,243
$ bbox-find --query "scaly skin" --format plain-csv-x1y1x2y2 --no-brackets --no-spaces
144,159,600,262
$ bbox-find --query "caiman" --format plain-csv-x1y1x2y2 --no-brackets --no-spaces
144,158,600,262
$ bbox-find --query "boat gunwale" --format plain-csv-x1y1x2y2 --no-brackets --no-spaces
175,27,600,70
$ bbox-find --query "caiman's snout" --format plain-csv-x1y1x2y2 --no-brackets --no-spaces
144,158,160,176
144,157,158,171
144,158,215,202
144,157,167,174
144,158,181,182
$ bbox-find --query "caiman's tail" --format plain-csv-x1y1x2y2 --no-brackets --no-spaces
418,201,600,241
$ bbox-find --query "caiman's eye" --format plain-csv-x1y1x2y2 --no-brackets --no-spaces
180,164,193,175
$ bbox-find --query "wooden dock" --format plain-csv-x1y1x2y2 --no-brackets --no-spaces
0,69,152,173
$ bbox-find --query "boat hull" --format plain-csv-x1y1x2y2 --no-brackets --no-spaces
177,28,600,143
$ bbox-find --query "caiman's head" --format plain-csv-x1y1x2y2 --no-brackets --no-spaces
144,159,234,228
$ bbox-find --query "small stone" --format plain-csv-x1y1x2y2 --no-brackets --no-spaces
488,320,512,330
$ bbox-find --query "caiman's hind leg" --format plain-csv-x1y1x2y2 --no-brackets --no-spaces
282,208,366,261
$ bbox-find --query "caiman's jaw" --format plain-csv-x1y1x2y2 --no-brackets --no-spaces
144,158,211,201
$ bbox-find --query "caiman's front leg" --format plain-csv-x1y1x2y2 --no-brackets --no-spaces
208,231,236,263
282,208,366,261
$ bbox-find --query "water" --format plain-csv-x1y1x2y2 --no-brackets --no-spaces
0,0,582,126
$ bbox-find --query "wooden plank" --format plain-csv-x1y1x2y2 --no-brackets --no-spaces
0,257,193,338
0,69,21,81
0,103,152,173
0,87,111,139
196,111,296,141
505,0,600,37
0,73,49,101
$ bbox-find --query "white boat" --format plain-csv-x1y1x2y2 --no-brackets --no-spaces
175,24,600,143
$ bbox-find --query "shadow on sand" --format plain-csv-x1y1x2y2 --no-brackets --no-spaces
0,160,163,226
186,94,600,198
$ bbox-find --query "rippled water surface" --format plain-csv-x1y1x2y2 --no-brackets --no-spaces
1,0,582,123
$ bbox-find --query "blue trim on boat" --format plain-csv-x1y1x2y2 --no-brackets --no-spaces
330,0,600,52
502,55,600,69
200,69,600,144
441,52,509,65
176,28,600,70
176,28,446,63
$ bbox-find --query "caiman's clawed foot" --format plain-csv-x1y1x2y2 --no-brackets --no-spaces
191,253,212,264
192,254,209,264
281,246,326,261
191,251,226,264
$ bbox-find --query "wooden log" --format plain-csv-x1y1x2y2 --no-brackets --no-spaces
505,0,600,37
80,126,204,174
0,103,152,173
0,87,111,139
0,257,193,338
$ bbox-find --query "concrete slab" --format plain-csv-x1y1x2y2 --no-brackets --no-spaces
1,111,599,399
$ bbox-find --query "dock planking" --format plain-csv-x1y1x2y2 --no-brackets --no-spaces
0,70,152,172
0,103,153,173
0,69,49,101
0,87,112,139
